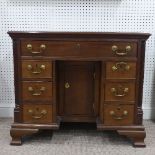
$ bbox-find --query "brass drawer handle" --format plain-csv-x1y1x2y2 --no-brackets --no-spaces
112,62,130,72
28,86,46,96
112,45,131,56
111,87,129,97
27,64,46,74
28,109,47,119
26,44,46,54
109,110,128,120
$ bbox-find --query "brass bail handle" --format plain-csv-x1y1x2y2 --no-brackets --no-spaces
109,110,128,120
112,45,131,56
26,44,46,54
27,64,46,74
28,109,47,119
28,86,46,96
111,87,129,97
112,62,130,72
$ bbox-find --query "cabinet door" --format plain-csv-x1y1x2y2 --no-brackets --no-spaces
58,61,98,121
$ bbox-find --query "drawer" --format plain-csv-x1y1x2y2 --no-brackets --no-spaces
22,82,52,101
104,104,134,125
22,60,52,79
21,41,137,57
105,82,135,101
23,104,52,124
106,62,136,79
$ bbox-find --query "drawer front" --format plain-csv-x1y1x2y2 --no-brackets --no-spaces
23,104,52,123
106,62,136,79
22,82,52,101
104,104,134,125
22,60,52,79
105,82,135,101
21,41,137,57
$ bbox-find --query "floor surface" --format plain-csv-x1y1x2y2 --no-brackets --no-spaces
0,118,155,155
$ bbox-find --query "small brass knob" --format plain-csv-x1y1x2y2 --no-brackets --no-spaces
40,86,46,91
28,86,33,92
125,65,130,71
123,110,128,116
126,45,131,52
27,64,33,70
124,88,129,93
40,44,46,50
110,110,115,115
112,45,118,52
26,44,32,50
41,109,47,115
112,65,117,71
40,64,46,70
28,109,33,113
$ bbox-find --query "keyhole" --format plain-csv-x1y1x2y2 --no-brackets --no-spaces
75,43,80,49
65,82,70,89
117,107,121,111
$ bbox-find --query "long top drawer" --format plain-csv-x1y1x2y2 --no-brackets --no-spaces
21,41,137,58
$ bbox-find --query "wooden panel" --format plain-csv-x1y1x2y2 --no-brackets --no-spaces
58,61,96,119
105,82,135,101
22,60,52,79
22,82,52,101
106,62,136,79
104,104,134,125
23,104,52,124
21,41,137,57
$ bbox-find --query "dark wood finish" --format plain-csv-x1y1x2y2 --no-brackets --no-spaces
136,40,147,125
23,104,53,124
8,31,150,146
22,81,53,101
58,61,96,117
22,60,52,79
106,61,136,79
104,104,134,125
105,82,136,101
10,128,39,145
118,129,146,147
8,31,150,39
21,40,137,58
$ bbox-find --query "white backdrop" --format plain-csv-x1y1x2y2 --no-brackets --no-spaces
0,0,155,119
